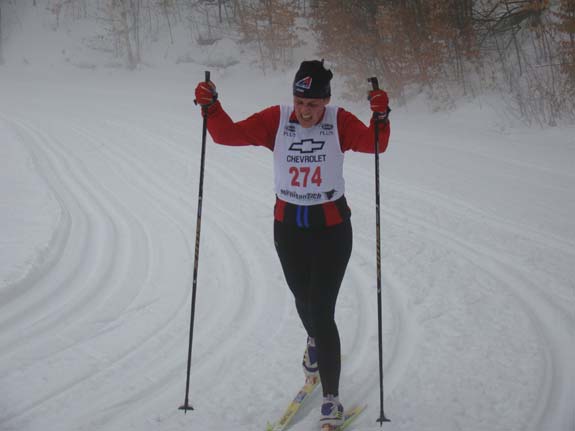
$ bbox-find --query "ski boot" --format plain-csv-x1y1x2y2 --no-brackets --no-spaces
303,336,319,384
320,394,344,430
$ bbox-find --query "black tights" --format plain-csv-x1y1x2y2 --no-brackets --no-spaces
274,219,352,396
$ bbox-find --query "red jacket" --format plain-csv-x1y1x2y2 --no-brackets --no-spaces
204,101,390,153
203,101,390,227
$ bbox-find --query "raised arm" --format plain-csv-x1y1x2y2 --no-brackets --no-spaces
337,108,390,153
195,80,280,150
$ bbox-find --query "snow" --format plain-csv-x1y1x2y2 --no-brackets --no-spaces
1,9,574,431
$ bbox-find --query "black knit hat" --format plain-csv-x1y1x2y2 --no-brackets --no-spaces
293,59,333,99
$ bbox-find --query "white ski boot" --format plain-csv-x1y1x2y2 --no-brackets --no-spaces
320,394,344,430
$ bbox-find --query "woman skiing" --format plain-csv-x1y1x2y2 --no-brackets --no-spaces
194,59,390,430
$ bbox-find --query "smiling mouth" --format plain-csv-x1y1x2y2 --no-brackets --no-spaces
301,114,312,121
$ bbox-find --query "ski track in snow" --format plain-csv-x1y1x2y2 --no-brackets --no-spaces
1,81,574,431
383,186,573,431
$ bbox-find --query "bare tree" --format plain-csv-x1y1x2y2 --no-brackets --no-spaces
308,0,573,124
557,0,575,96
236,0,301,71
105,0,140,69
0,4,3,65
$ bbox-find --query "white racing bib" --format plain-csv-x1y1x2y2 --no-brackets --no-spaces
273,105,345,205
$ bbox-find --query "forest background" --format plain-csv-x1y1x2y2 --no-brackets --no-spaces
1,0,574,127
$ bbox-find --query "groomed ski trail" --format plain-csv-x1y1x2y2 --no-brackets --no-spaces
1,70,573,431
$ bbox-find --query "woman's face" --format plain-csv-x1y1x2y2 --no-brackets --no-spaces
293,96,330,128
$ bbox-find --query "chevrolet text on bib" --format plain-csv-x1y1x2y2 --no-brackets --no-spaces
274,105,345,205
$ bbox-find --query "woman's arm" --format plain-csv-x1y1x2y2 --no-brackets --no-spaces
204,102,280,150
337,107,390,153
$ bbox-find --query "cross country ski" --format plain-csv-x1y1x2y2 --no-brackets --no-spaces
266,378,320,431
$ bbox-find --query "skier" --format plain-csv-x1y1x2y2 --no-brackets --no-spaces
194,59,390,430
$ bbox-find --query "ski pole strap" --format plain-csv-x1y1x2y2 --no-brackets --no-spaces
373,107,391,123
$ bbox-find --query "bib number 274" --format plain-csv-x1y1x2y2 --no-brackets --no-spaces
289,166,322,187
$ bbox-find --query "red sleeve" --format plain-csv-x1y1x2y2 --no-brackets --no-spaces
204,101,280,150
337,107,390,153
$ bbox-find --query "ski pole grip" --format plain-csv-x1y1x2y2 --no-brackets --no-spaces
197,71,212,110
194,71,212,107
368,77,380,91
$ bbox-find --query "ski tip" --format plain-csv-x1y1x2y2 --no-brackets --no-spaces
265,420,282,431
346,404,368,416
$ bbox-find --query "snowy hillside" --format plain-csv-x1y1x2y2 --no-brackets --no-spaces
1,4,575,431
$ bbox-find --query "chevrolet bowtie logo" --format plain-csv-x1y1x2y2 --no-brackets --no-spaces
289,139,325,153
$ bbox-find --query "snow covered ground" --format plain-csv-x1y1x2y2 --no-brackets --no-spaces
1,58,574,431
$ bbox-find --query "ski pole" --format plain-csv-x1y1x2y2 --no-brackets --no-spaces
368,76,391,426
180,70,211,413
